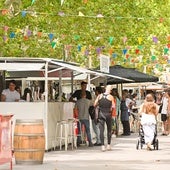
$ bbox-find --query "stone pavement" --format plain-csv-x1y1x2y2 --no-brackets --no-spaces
1,133,170,170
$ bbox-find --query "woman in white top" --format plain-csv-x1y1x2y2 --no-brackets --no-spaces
140,102,158,150
160,92,169,135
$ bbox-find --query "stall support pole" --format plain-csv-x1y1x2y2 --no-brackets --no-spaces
44,61,48,150
87,74,90,91
71,71,73,94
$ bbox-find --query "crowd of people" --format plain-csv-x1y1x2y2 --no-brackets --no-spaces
2,79,170,152
69,81,170,152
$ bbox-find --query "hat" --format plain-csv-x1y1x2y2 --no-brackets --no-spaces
81,81,87,85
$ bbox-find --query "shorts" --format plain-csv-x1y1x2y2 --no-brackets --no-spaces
161,114,167,122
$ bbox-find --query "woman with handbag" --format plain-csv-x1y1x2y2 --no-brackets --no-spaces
94,85,115,151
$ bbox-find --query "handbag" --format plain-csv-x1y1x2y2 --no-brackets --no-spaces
98,109,106,121
158,104,163,114
88,106,95,120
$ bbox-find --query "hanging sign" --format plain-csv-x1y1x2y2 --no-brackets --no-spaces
100,54,110,73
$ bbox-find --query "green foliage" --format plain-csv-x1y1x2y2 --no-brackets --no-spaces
0,0,170,75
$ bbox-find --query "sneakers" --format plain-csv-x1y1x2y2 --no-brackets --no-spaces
107,145,112,151
101,145,112,151
94,143,102,146
101,145,105,152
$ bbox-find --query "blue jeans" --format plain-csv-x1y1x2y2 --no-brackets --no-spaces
77,119,92,144
92,120,101,144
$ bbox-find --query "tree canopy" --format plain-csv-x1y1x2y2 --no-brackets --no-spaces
0,0,170,76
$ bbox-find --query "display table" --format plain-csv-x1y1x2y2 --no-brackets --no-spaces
0,102,74,151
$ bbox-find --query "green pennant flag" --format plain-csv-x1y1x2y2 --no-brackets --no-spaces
164,48,169,54
51,42,56,49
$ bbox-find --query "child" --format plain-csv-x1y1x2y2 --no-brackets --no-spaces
140,102,158,151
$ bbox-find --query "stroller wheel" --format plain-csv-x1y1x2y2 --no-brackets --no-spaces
155,139,159,150
140,139,144,149
136,139,139,150
153,139,159,150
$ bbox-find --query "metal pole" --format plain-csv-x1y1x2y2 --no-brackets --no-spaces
44,61,48,150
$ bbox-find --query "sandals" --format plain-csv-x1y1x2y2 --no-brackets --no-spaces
147,143,152,151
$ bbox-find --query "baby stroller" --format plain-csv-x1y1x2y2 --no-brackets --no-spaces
136,123,159,150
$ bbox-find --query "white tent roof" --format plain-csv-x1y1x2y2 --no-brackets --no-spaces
0,57,133,82
0,63,45,71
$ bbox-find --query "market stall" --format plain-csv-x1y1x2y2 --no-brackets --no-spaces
0,58,132,150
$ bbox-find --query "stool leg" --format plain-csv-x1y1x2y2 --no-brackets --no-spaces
71,122,74,150
60,124,63,150
64,123,68,151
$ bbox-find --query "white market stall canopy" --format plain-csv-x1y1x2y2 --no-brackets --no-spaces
0,63,45,71
0,57,133,83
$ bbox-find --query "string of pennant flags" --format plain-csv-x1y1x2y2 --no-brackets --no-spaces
2,24,170,51
1,7,170,21
1,0,170,73
3,23,170,61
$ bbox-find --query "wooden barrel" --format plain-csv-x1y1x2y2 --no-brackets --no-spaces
14,119,45,165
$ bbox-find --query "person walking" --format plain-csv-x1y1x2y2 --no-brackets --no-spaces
111,88,121,136
91,86,103,146
160,91,169,135
75,91,93,147
69,81,93,147
94,85,115,151
120,90,133,136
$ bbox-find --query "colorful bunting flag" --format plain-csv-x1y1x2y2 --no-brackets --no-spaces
96,47,101,55
58,12,65,16
74,35,80,40
153,36,158,43
151,55,156,61
123,37,127,44
61,0,65,6
2,9,8,15
112,53,117,58
3,36,8,42
78,11,84,16
164,48,169,54
10,32,15,38
122,49,127,55
48,33,54,41
31,0,36,5
21,11,27,17
138,37,142,44
4,26,9,32
135,49,140,54
83,0,88,3
109,37,114,45
78,45,81,51
97,14,104,18
51,42,56,49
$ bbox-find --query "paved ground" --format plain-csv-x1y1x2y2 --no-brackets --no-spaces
1,133,170,170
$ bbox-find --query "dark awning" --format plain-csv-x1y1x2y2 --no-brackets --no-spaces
107,65,159,84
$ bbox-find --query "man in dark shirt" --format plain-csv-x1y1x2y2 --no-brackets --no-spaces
69,81,92,102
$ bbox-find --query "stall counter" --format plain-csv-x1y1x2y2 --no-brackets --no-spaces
0,102,74,150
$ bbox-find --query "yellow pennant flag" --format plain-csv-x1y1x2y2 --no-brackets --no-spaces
61,0,65,6
79,11,84,16
138,37,143,44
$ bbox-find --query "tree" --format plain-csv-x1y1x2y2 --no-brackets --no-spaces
0,0,170,75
